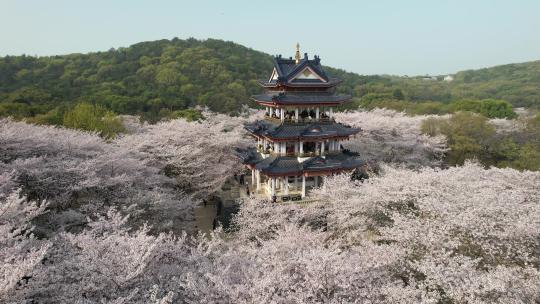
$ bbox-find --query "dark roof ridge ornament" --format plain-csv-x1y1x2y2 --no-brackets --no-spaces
295,42,301,64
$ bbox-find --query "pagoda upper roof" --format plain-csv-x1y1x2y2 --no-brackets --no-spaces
243,153,365,177
245,120,360,141
260,53,339,88
252,92,351,106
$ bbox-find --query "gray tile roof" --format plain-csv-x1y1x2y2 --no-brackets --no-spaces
252,92,351,105
251,154,365,176
272,54,328,82
245,121,360,140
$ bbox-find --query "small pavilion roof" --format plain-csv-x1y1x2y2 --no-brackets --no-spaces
245,120,360,141
272,54,328,82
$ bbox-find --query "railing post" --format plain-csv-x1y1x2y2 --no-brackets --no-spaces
301,175,306,198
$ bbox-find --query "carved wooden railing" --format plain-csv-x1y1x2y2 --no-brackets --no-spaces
264,115,335,124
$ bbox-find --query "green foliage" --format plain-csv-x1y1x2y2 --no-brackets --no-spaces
26,106,66,125
448,99,517,119
512,144,540,171
167,108,204,122
63,103,125,138
439,112,496,165
421,112,540,170
392,88,405,100
0,38,273,122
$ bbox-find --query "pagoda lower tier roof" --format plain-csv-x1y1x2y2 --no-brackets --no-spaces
257,78,342,88
245,120,360,141
243,153,365,177
252,92,351,106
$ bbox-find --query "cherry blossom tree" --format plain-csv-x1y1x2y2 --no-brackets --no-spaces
0,190,49,301
1,111,539,303
335,109,448,167
0,118,192,234
0,111,256,234
116,110,253,199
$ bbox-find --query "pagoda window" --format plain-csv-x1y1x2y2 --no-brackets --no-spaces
321,108,330,120
300,109,309,119
285,110,295,121
285,142,295,155
303,142,317,155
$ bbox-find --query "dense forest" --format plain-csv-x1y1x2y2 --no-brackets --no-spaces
1,38,539,126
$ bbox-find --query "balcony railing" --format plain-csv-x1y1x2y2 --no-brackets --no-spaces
257,148,342,158
264,115,335,124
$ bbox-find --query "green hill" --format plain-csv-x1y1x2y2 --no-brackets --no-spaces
0,38,275,121
0,38,538,124
450,61,540,107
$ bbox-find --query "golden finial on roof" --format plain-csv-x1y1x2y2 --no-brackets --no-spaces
295,42,301,64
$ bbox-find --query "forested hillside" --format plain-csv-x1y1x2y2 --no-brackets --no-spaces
0,38,273,121
1,38,539,126
451,60,540,107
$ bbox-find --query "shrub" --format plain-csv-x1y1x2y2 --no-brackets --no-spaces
63,103,125,138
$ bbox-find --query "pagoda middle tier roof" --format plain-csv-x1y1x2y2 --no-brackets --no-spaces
252,92,351,106
242,152,365,177
245,120,360,140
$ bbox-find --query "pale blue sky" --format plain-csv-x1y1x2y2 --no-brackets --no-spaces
1,0,539,75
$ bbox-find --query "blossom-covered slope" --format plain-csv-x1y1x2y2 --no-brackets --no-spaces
1,110,539,303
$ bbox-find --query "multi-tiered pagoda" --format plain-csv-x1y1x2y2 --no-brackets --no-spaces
243,44,364,201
